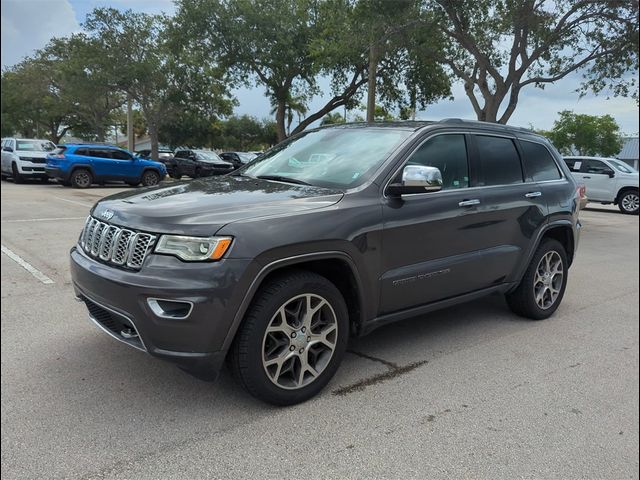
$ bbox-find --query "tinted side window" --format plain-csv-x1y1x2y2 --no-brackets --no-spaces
584,159,614,175
563,158,583,172
175,150,190,158
405,134,469,189
88,149,112,158
75,148,89,156
475,135,523,186
521,141,562,182
111,149,132,160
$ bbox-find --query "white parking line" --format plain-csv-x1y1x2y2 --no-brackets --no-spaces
2,217,85,223
1,244,55,284
53,196,93,208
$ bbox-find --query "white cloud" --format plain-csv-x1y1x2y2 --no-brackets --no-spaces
1,0,80,69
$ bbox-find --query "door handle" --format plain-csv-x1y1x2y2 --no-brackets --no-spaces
583,176,591,179
458,199,480,207
525,191,542,198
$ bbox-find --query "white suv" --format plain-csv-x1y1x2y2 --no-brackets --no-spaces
564,156,639,215
1,137,57,183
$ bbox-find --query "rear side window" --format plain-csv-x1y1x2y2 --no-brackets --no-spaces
74,148,88,156
563,158,583,172
520,141,562,182
405,134,469,189
175,150,190,158
474,135,523,186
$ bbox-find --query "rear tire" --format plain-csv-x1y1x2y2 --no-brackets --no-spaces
229,270,349,405
618,189,639,215
506,239,568,320
70,168,92,189
11,163,24,184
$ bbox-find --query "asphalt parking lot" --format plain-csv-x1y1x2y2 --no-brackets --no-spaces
1,179,638,480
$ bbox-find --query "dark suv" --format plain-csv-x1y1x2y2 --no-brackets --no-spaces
70,120,581,405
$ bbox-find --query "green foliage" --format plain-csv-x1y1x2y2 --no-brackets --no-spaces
320,112,346,126
544,111,623,157
83,8,234,158
424,0,639,123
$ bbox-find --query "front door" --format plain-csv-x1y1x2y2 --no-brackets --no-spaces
380,133,513,314
580,158,616,202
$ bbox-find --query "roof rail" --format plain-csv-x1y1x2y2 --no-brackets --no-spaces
440,118,533,133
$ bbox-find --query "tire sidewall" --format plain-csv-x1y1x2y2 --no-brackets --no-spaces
142,170,160,186
619,190,639,215
520,239,569,320
236,274,349,405
71,169,92,188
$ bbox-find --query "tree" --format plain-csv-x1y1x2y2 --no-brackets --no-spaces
543,110,623,157
173,0,450,141
422,0,639,123
83,8,234,159
320,112,346,126
270,94,308,136
1,57,77,143
40,35,125,142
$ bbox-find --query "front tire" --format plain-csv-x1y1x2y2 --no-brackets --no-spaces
70,168,92,188
229,270,349,405
506,239,568,320
141,170,161,187
11,163,24,184
618,189,639,215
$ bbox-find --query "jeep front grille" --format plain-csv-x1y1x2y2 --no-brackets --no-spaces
80,216,156,270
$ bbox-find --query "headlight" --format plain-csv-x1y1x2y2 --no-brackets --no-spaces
155,235,232,261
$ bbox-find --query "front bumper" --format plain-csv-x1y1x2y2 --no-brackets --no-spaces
45,166,67,180
70,246,252,380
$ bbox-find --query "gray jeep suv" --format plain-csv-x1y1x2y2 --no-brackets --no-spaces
71,120,581,405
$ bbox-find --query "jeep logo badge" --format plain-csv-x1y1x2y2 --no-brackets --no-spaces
101,210,114,220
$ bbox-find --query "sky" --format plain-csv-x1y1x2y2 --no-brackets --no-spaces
1,0,639,135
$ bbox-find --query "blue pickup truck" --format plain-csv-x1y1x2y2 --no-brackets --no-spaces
46,144,166,188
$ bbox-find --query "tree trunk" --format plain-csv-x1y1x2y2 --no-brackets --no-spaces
366,44,378,123
275,98,287,142
148,122,159,161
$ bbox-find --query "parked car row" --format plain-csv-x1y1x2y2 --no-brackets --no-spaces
1,137,262,188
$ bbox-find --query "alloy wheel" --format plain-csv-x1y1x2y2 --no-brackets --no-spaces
261,293,338,390
621,192,639,213
74,171,91,188
533,251,564,310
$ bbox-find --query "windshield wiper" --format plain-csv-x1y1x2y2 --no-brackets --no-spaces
256,175,311,186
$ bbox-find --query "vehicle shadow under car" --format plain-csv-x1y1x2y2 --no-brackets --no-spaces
60,293,538,413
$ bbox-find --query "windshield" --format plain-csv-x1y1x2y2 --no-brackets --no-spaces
242,127,412,188
194,151,223,163
17,140,56,152
609,159,637,173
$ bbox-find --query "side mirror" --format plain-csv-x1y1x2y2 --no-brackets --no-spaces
608,171,615,178
3,146,13,152
387,165,443,197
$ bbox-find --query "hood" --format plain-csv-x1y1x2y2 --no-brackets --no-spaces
19,151,50,158
92,175,344,235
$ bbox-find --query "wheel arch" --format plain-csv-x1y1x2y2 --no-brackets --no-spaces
615,185,639,204
511,221,576,290
220,252,365,354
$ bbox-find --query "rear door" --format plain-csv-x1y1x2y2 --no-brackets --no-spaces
519,139,570,218
174,150,196,176
580,159,616,202
466,133,547,281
